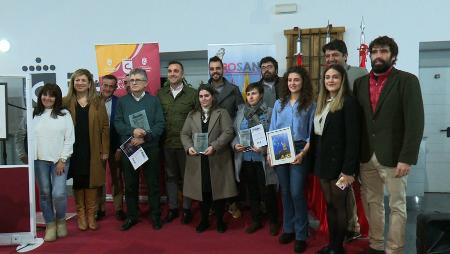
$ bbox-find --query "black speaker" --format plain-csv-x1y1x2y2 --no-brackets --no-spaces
416,212,450,254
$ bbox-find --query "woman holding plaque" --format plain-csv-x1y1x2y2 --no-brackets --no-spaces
181,84,237,233
64,69,109,231
232,83,279,235
33,84,75,241
268,66,315,253
312,64,360,254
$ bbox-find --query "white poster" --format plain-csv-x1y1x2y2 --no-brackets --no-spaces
0,83,6,139
207,43,276,95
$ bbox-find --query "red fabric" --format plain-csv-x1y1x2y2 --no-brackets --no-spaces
359,44,368,68
369,67,392,112
296,53,303,66
306,174,369,236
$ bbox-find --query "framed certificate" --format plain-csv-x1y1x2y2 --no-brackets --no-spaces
266,127,295,166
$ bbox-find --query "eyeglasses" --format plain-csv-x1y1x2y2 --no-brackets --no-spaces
129,79,147,84
261,65,274,71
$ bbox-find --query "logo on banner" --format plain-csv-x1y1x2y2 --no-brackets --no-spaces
107,58,113,66
141,57,148,66
122,60,133,74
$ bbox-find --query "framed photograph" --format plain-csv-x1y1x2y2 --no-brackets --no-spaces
266,127,295,166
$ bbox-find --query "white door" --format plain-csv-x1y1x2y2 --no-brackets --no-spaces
419,67,450,192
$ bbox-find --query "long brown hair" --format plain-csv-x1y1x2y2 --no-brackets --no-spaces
279,66,313,112
315,64,351,115
64,68,100,107
33,83,66,118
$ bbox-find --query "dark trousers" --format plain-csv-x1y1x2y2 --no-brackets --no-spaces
200,192,225,224
122,146,161,221
320,178,349,250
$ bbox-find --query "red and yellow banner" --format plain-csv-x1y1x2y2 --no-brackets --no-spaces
95,43,160,96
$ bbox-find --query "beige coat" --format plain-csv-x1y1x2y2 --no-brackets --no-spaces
180,108,237,201
65,97,109,188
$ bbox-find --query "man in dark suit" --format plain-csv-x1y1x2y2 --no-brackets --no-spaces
97,74,126,221
353,36,424,254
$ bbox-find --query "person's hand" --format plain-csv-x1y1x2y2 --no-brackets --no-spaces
266,148,273,167
188,147,198,156
203,146,215,156
55,161,65,176
292,152,305,165
395,162,411,177
114,149,121,161
101,153,109,160
20,154,28,164
340,173,355,186
234,144,246,152
250,146,262,153
133,128,146,138
131,137,144,146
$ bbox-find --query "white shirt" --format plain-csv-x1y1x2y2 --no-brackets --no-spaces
314,99,332,136
104,97,112,125
32,109,75,163
170,83,183,98
132,92,145,101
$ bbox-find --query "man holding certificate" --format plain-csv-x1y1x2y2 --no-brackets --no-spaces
232,83,280,235
114,68,165,231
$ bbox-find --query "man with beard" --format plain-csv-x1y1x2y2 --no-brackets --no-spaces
322,39,367,242
323,39,368,91
207,56,243,119
158,61,197,224
353,36,424,254
249,56,281,108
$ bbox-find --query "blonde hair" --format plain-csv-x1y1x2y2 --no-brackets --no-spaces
64,68,100,107
315,64,350,115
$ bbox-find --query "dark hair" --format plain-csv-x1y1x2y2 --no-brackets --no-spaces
102,74,118,84
369,36,399,64
209,56,223,68
279,66,313,112
194,83,217,112
168,60,184,71
245,83,264,95
322,39,348,55
259,56,278,72
33,83,66,118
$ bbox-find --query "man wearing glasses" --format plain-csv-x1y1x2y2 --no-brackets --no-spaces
114,68,165,231
354,36,424,254
249,56,281,108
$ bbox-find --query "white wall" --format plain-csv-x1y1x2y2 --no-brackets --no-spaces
0,0,449,92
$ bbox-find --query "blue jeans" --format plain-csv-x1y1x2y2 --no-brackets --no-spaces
34,160,69,223
274,142,308,240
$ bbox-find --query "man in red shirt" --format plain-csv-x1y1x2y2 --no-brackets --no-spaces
353,36,424,254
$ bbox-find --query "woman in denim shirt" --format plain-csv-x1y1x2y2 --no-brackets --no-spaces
269,66,315,253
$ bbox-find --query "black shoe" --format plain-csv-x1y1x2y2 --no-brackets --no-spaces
269,222,280,236
96,210,106,220
120,218,138,231
216,221,227,233
278,232,295,244
245,222,262,234
115,210,126,221
356,247,385,254
294,240,307,253
182,209,193,224
164,209,179,223
196,221,210,233
152,217,162,230
344,231,362,243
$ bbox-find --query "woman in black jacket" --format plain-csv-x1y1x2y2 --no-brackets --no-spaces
312,64,360,254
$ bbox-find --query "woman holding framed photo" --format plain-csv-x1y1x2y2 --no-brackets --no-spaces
311,64,360,254
269,66,315,253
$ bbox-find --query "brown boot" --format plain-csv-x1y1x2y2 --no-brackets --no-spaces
74,189,87,231
85,188,98,230
56,219,68,238
44,222,57,242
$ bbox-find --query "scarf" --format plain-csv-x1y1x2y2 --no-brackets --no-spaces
243,100,269,130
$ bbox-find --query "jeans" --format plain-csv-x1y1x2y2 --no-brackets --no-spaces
34,159,69,223
274,141,308,240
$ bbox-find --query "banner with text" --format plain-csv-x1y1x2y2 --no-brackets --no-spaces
207,43,276,98
95,43,160,96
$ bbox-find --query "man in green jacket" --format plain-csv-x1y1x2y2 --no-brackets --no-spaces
158,61,197,224
353,36,424,254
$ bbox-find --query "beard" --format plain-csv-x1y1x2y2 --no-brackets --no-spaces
262,71,276,82
211,72,223,82
371,58,393,74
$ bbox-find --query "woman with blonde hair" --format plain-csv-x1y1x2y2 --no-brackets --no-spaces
311,64,360,254
64,69,109,231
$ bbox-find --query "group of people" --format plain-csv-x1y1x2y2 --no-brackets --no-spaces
26,35,423,254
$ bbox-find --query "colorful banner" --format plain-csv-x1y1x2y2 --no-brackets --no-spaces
207,43,276,98
95,43,160,96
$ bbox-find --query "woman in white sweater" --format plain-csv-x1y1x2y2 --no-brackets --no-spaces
33,83,75,242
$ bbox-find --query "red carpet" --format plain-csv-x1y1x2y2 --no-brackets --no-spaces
1,201,368,254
